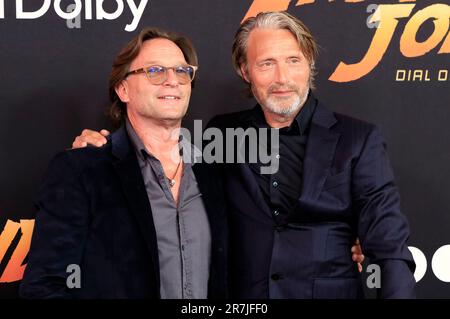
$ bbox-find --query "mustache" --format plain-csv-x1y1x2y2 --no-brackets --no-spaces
267,83,299,94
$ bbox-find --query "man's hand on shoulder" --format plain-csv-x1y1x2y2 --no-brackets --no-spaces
72,129,110,149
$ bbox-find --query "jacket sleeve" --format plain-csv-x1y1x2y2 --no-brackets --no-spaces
19,151,90,299
352,127,416,298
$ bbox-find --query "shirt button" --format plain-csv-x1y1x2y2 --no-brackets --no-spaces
273,210,279,216
271,274,281,281
275,154,280,159
272,181,279,188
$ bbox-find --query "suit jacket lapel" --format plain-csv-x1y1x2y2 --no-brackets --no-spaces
301,103,340,202
237,163,272,216
235,110,273,217
111,126,160,290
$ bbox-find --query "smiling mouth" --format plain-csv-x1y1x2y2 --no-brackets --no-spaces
158,95,181,100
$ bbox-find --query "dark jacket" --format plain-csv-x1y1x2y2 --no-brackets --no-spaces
20,126,228,298
208,99,416,299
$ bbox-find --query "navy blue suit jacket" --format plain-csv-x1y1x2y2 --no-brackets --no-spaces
20,126,228,298
209,99,416,299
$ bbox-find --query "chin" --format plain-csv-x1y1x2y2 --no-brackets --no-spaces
265,101,301,117
163,109,187,119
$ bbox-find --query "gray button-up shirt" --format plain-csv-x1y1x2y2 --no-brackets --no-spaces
126,120,211,299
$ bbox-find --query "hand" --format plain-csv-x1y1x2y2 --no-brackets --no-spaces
351,238,365,273
72,129,110,149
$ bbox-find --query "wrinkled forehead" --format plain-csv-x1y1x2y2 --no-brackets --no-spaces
246,28,305,61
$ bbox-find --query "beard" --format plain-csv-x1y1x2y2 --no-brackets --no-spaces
255,82,309,117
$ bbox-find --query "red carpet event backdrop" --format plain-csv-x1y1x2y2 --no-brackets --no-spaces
0,0,449,298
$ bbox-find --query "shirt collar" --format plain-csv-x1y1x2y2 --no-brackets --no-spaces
125,117,148,162
125,117,199,165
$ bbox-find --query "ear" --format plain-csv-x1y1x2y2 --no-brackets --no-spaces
115,80,130,103
240,64,250,83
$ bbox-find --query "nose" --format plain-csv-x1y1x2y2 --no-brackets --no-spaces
273,63,289,84
163,68,179,87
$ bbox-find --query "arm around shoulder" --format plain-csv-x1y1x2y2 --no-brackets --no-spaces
352,127,416,298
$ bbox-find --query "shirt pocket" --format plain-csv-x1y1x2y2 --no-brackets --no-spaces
183,192,202,207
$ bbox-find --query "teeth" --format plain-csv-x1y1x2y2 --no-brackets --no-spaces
160,96,178,99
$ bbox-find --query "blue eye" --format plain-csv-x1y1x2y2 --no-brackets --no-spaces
258,61,275,70
138,65,196,83
175,66,193,76
147,66,164,74
288,58,301,64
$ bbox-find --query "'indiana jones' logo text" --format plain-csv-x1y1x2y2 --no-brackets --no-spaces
0,220,34,283
243,1,449,82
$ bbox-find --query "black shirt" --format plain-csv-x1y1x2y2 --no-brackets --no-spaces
248,94,317,224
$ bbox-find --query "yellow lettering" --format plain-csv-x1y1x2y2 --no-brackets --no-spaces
330,4,415,82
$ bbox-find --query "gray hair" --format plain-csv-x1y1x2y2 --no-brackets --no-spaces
232,11,318,90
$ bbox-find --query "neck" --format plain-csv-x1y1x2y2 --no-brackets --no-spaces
128,114,181,161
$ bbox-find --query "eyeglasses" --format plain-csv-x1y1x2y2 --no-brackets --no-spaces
126,65,198,85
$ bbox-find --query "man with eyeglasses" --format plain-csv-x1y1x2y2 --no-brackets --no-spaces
22,22,366,299
67,11,415,299
20,27,228,299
